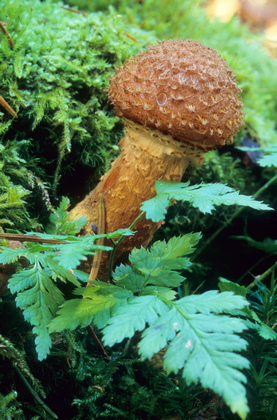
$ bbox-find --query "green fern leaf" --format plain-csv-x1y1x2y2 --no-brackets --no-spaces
258,153,277,167
102,295,171,346
161,313,249,419
47,196,87,235
0,246,35,265
8,258,64,361
141,180,272,222
137,292,250,420
174,289,247,314
48,282,133,332
47,232,251,418
115,233,201,289
218,277,248,298
101,288,250,419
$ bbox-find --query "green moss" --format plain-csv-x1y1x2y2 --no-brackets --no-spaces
0,140,32,229
0,0,156,225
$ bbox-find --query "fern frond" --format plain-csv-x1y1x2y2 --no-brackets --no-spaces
141,181,272,222
0,225,133,359
102,290,249,419
48,233,250,418
8,258,65,360
115,233,201,290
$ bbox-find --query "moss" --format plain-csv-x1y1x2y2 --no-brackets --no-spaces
0,0,156,226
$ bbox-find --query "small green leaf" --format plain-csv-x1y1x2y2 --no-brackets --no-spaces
244,320,277,340
47,196,87,235
0,246,35,265
140,193,170,221
255,323,277,340
114,235,199,291
48,282,133,332
43,256,80,286
257,147,277,167
218,278,248,298
113,264,145,293
52,240,99,270
141,285,177,301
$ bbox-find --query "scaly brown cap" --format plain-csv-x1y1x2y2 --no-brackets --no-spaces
108,39,244,151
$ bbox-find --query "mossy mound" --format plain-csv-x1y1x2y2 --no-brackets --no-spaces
0,0,156,228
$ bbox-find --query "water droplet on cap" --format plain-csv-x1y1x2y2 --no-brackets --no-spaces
156,92,168,106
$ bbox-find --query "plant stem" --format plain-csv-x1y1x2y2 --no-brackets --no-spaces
108,211,145,280
14,365,58,419
0,95,17,117
88,195,106,283
192,173,277,260
247,261,277,289
86,324,110,360
0,22,14,48
237,256,266,284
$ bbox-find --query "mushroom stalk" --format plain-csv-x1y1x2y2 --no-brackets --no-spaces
70,119,202,257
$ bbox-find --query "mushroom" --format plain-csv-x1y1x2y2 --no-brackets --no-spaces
69,39,244,277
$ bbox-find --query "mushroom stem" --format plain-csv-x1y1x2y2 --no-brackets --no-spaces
69,119,203,273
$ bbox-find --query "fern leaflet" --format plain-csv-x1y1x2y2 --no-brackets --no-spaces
8,257,65,360
141,180,272,222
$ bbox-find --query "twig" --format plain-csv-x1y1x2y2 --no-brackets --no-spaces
86,324,110,360
88,195,106,284
83,196,110,358
123,32,138,42
0,95,18,118
0,232,68,244
237,255,266,284
247,261,277,289
0,21,14,48
60,5,88,16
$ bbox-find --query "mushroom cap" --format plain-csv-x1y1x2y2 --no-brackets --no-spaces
108,39,244,151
